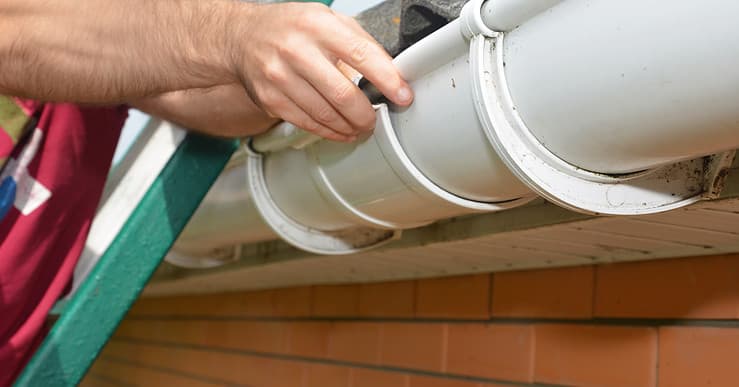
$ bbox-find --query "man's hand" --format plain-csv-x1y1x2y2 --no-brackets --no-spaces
0,0,412,142
132,84,278,138
232,3,413,142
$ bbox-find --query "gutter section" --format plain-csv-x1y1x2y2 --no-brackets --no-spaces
170,0,739,265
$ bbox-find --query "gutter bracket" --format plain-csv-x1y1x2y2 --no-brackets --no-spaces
472,34,726,216
245,142,400,255
701,150,737,200
460,0,499,38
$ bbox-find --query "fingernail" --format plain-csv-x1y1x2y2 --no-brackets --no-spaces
396,86,413,104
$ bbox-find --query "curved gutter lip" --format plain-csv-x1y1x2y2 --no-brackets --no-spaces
471,34,731,216
371,104,536,213
246,143,402,255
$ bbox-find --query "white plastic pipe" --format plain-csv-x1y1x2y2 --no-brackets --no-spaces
503,0,739,173
173,0,739,261
250,121,320,153
393,19,471,83
386,0,563,201
481,0,563,31
390,51,531,202
173,165,275,256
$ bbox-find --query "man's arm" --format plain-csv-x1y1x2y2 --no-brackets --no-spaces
0,0,237,103
0,0,413,141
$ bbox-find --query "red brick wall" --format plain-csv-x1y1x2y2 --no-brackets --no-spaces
82,254,739,387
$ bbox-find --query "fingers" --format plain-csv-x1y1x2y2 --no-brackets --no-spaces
319,16,414,107
261,88,355,143
336,59,361,83
250,57,357,140
278,66,358,136
234,3,412,142
292,50,376,132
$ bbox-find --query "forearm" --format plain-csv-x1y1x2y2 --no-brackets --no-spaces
0,0,243,103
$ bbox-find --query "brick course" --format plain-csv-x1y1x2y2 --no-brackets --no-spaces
88,254,739,387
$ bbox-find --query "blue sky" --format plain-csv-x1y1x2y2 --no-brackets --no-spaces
114,0,386,163
331,0,385,15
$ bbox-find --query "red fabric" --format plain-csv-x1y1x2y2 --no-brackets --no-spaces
0,102,125,385
0,131,13,158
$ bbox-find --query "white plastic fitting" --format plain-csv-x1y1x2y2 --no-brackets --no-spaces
480,0,564,31
460,0,498,38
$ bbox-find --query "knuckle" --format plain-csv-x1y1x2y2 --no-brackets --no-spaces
299,118,320,133
292,115,321,133
264,109,279,119
319,11,339,25
296,4,329,29
357,109,376,130
296,19,320,36
278,39,310,66
332,82,355,106
314,105,338,125
257,89,282,110
337,13,354,23
349,39,371,64
261,61,287,84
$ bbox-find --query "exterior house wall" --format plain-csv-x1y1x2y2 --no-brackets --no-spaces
82,253,739,387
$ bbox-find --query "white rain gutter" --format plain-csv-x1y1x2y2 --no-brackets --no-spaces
167,0,739,267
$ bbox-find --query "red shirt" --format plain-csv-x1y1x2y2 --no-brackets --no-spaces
0,100,125,385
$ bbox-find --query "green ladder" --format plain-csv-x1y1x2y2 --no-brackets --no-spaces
14,2,333,385
13,133,238,386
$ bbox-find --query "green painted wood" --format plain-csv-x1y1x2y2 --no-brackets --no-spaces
296,0,332,4
13,133,238,387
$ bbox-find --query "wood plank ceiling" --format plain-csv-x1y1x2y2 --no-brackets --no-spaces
145,163,739,296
